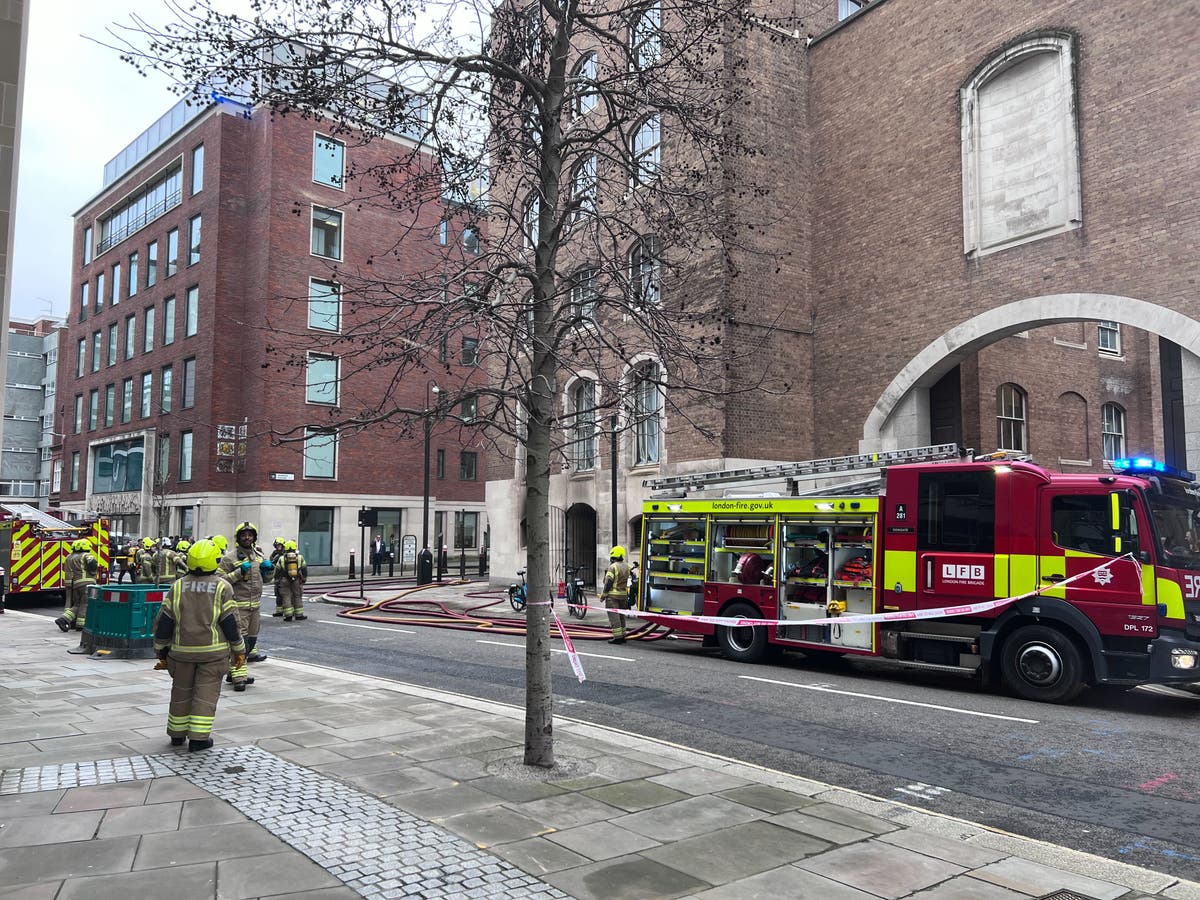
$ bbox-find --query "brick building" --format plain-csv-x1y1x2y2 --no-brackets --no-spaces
485,0,1196,580
56,98,487,570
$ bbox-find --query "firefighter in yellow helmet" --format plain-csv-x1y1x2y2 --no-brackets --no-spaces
218,521,272,684
152,539,245,751
270,537,286,617
55,538,98,632
279,539,308,621
134,537,156,584
152,538,177,588
173,538,192,579
601,545,633,644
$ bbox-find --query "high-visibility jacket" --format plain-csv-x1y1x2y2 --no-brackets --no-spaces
218,547,267,609
64,550,98,588
601,560,631,600
153,573,245,662
152,548,176,583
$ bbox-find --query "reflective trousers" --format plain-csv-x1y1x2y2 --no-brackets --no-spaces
166,656,226,740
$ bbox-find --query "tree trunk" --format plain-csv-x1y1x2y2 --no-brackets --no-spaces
522,380,555,768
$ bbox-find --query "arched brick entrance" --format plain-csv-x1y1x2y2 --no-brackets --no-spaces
860,294,1200,470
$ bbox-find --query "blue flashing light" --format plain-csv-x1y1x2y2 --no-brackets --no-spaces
1113,457,1196,482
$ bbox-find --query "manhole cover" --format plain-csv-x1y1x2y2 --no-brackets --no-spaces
1036,891,1099,900
223,765,246,774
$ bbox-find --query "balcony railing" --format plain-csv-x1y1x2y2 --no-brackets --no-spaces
96,190,182,256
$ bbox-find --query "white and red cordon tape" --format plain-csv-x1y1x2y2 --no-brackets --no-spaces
529,601,588,682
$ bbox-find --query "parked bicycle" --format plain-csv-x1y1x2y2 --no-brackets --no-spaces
507,569,528,612
564,566,588,620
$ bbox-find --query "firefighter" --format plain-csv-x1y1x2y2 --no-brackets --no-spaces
152,539,245,752
218,521,272,686
134,537,156,584
55,539,98,632
279,539,308,621
270,537,286,617
600,545,633,645
173,539,192,579
152,538,177,588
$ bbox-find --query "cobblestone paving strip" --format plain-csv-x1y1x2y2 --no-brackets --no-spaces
0,746,570,899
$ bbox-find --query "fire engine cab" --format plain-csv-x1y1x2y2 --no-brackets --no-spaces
638,445,1200,703
0,505,110,601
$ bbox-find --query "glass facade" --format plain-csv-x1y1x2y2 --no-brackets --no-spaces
92,438,145,494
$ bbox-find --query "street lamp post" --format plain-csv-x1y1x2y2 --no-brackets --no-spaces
419,382,439,585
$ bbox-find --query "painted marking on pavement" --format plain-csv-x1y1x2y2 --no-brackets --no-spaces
738,675,1039,723
318,621,417,635
476,639,633,662
1138,773,1179,792
895,782,950,802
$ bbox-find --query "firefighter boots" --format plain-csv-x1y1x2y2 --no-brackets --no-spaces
188,738,214,752
170,736,185,746
54,617,70,632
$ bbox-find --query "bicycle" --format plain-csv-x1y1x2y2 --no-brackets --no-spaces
564,566,588,620
507,569,528,611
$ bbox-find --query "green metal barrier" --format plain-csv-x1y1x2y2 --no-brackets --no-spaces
70,584,168,659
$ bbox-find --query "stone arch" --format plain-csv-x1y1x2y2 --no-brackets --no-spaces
860,294,1200,464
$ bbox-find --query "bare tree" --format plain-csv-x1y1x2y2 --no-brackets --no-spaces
113,0,794,767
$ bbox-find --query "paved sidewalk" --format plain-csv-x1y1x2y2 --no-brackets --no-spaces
2,608,1198,900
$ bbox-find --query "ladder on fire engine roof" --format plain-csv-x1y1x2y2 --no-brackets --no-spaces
0,503,79,531
642,443,969,496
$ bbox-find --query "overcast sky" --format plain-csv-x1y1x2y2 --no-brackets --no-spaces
10,1,203,322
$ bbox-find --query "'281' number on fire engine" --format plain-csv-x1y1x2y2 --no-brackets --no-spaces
1184,574,1200,600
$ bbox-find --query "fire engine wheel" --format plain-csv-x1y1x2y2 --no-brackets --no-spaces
1000,624,1085,703
717,602,768,663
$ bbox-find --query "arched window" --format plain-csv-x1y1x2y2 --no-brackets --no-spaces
570,154,597,223
961,33,1080,256
632,362,663,466
996,383,1027,452
1101,403,1126,461
571,53,598,117
631,115,661,185
569,380,597,470
629,236,662,306
630,3,661,71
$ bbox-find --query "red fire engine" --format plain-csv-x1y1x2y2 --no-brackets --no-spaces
0,505,110,601
638,445,1200,703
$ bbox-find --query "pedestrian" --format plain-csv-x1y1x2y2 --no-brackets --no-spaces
152,538,177,588
218,521,272,688
279,539,308,621
370,534,387,576
152,539,245,752
600,545,632,645
134,537,155,584
55,539,98,632
270,537,286,616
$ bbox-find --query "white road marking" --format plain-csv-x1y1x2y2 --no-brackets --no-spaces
476,639,633,662
738,675,1039,723
895,782,951,801
318,620,417,635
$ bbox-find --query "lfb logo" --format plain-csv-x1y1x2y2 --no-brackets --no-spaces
943,563,985,581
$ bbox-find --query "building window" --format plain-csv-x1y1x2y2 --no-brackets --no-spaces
166,228,179,277
97,163,182,254
182,358,196,409
309,279,340,332
1101,403,1126,461
461,338,479,367
570,154,597,223
838,0,864,20
438,334,448,364
438,219,449,245
632,363,662,466
454,511,479,549
436,448,446,480
303,429,337,478
190,144,204,195
88,389,99,430
185,286,198,336
631,116,661,186
104,384,115,427
125,314,136,359
96,270,105,312
460,451,478,481
73,395,83,434
306,355,339,405
187,215,201,266
179,431,193,481
161,364,173,412
163,295,176,345
121,377,134,423
460,395,478,422
140,372,153,418
111,261,121,305
571,52,598,117
961,33,1080,257
298,507,334,566
997,383,1028,452
147,240,158,287
570,379,597,470
143,306,155,353
523,194,540,250
128,252,139,296
313,134,345,188
53,458,63,493
70,452,80,492
630,1,661,70
311,207,343,259
463,227,480,255
92,437,144,494
570,267,599,321
1098,321,1121,355
79,282,89,323
630,236,662,306
156,433,170,482
107,324,117,365
91,332,101,372
76,338,86,377
82,226,93,265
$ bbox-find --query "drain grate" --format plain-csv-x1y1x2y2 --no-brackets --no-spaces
1036,891,1099,900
